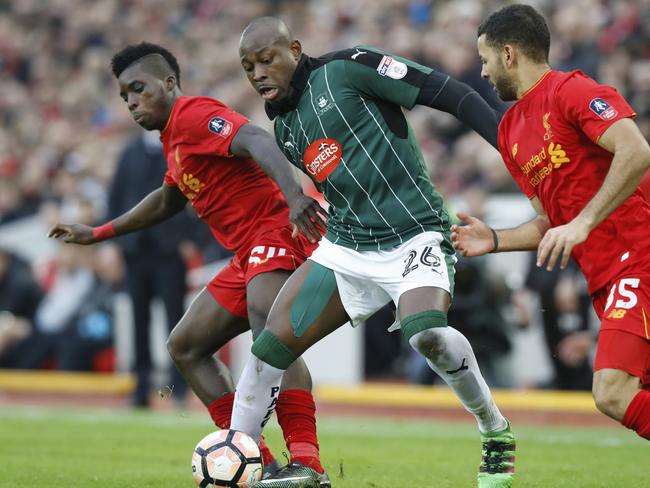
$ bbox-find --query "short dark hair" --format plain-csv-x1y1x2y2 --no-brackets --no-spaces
111,42,181,87
477,4,550,63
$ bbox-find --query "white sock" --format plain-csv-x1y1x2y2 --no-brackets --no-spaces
409,326,507,434
230,355,285,442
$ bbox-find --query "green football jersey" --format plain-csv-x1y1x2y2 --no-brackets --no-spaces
268,46,452,251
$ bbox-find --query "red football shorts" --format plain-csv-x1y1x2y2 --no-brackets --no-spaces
207,227,318,318
594,330,650,386
592,274,650,384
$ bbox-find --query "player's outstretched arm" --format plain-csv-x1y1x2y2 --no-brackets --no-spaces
537,118,650,270
47,184,187,245
452,198,550,256
230,122,328,243
417,70,503,149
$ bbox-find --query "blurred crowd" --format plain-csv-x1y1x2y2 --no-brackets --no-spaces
1,0,649,392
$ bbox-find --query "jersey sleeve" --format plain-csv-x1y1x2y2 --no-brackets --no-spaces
498,122,536,198
341,46,432,109
163,169,176,186
174,98,250,157
555,72,636,144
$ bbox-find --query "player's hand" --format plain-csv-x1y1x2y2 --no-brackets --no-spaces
536,218,590,271
287,194,328,243
47,223,96,245
451,212,494,256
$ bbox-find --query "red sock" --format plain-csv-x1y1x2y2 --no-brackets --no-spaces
208,392,234,429
275,389,324,474
622,389,650,440
208,393,276,465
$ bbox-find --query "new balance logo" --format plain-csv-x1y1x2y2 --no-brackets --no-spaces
446,358,469,374
351,49,367,60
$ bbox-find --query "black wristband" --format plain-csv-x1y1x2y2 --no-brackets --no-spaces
489,227,499,253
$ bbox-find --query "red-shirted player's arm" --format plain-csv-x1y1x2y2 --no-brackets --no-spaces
536,118,650,271
230,122,328,243
452,197,550,256
575,118,650,231
47,184,187,245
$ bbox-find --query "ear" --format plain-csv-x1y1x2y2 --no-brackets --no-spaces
290,40,302,60
503,44,516,68
165,75,177,91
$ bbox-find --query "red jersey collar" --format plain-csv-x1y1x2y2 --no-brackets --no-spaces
519,69,553,100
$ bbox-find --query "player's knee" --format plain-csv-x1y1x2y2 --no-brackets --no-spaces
409,327,447,359
166,320,202,366
403,310,448,358
592,371,628,419
251,329,297,370
166,327,189,365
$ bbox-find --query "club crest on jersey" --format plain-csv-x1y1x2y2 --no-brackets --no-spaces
303,138,342,182
208,116,232,137
376,55,408,80
542,112,553,140
589,98,618,120
313,93,334,115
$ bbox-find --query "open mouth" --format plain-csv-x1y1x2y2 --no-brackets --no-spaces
259,86,279,101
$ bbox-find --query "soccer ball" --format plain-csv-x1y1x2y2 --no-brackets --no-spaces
191,429,263,488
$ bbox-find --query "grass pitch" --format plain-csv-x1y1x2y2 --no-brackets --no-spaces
0,406,646,488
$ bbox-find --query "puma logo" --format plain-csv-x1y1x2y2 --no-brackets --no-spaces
351,49,367,60
446,358,469,374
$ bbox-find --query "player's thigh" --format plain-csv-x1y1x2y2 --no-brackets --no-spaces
397,286,451,320
168,287,249,357
265,259,349,356
246,269,292,339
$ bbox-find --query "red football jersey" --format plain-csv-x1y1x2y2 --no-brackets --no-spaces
498,70,650,295
160,96,290,257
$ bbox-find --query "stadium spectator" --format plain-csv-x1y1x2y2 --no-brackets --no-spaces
1,244,121,371
107,130,191,407
522,257,596,390
0,248,43,360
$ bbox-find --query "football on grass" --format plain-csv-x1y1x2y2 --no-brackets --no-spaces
191,429,263,488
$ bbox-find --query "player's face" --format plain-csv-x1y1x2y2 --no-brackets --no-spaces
478,34,517,102
117,64,175,131
240,40,301,103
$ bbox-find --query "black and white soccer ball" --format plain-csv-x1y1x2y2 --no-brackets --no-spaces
191,429,263,488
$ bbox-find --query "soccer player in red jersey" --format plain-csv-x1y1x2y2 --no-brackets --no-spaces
47,42,331,480
452,4,650,441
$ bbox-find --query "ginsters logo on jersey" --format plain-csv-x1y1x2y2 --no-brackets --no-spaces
208,116,233,137
589,98,618,120
376,55,408,80
304,138,342,182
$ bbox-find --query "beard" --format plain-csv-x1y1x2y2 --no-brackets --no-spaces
492,62,518,101
493,73,518,101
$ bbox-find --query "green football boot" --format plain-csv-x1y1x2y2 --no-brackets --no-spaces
477,421,516,488
252,461,331,488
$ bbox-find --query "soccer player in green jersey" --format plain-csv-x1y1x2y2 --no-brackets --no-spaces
232,17,515,488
